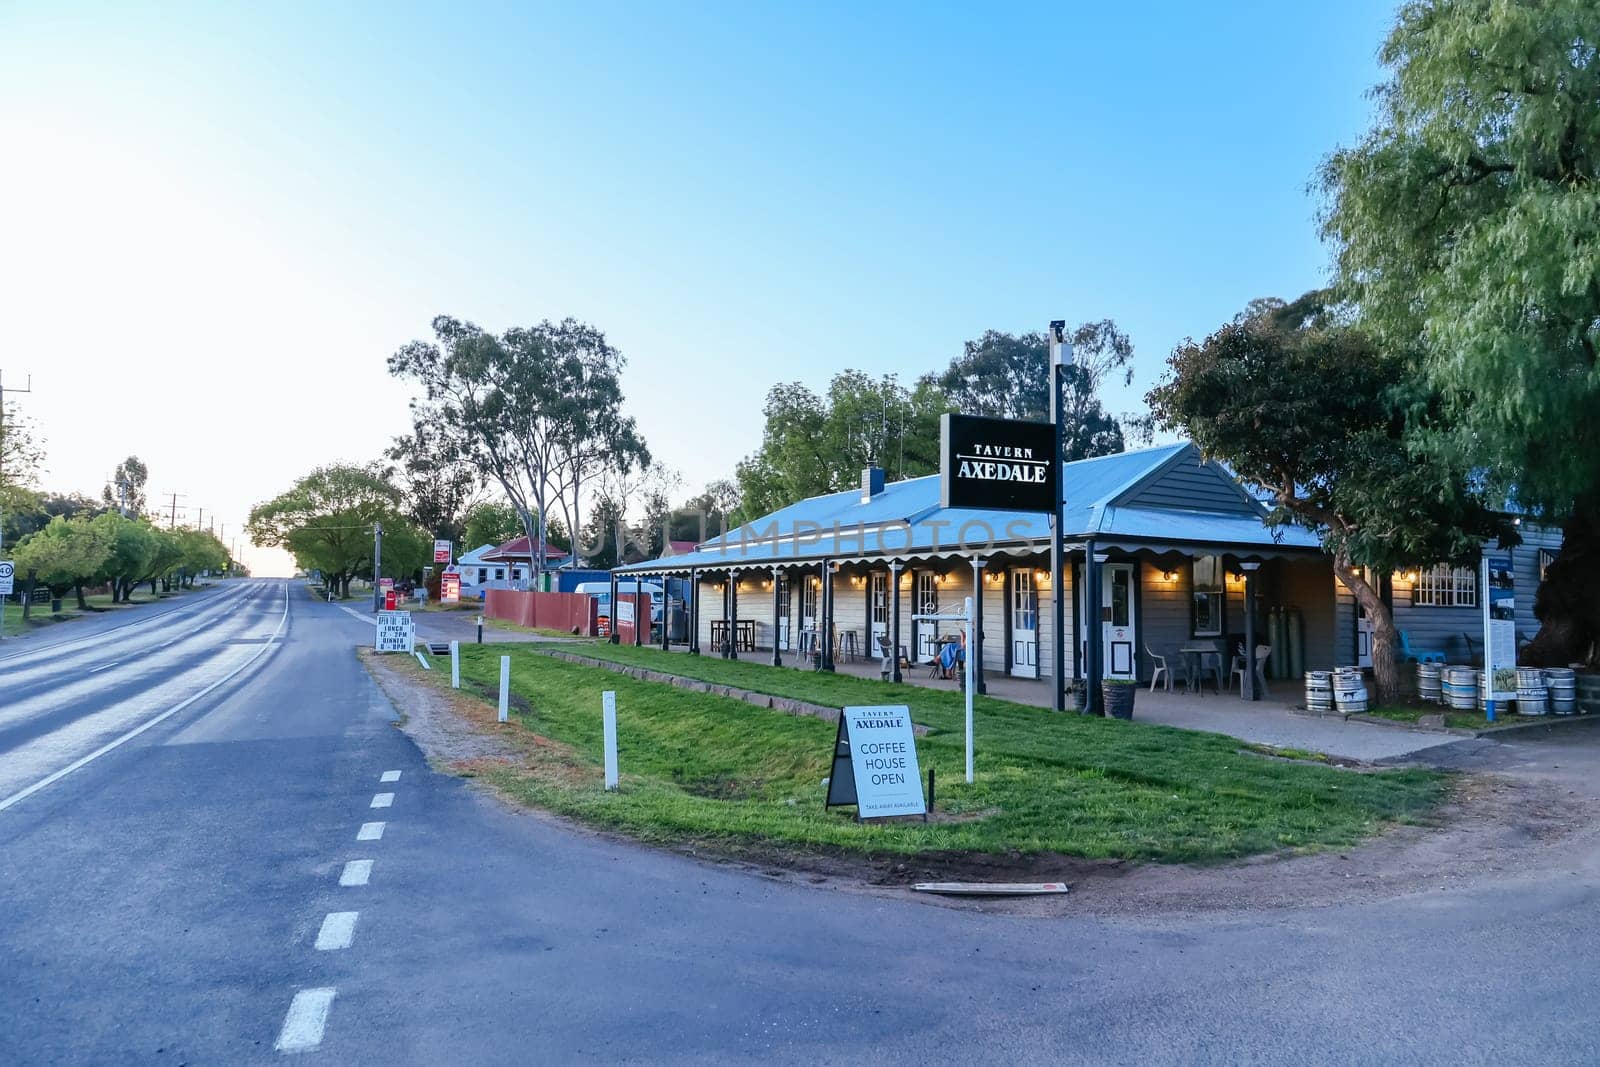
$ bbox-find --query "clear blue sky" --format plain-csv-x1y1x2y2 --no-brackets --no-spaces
1,1,1396,571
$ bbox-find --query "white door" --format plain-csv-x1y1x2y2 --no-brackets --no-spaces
869,573,888,655
776,574,791,651
915,572,940,661
1010,569,1039,678
1079,563,1138,680
1354,568,1374,668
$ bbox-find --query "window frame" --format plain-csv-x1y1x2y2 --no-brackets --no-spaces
1410,564,1477,608
1190,554,1225,637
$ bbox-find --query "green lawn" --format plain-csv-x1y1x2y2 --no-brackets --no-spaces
431,643,1448,864
1364,704,1531,731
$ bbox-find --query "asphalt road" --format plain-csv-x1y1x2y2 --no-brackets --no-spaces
2,579,1596,1064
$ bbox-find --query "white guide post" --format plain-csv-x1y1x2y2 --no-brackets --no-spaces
497,655,510,723
602,690,619,790
450,640,460,689
963,595,975,785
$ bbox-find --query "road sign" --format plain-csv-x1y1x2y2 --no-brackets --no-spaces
826,705,925,819
376,610,414,653
433,539,452,564
441,572,461,604
0,561,13,596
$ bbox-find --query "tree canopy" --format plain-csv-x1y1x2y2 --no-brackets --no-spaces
389,315,649,577
734,372,950,520
1319,0,1600,666
247,464,427,597
1148,292,1512,702
929,320,1149,460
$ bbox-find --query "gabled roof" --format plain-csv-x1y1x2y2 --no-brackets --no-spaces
617,441,1320,574
483,536,571,563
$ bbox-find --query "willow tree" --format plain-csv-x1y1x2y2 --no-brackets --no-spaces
1149,293,1511,704
1320,0,1600,667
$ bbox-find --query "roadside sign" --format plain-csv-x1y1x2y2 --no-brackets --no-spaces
1483,554,1516,716
825,705,925,819
441,572,460,604
378,577,395,590
376,610,414,653
433,539,452,564
0,561,13,596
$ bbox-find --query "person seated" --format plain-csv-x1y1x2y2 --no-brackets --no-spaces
938,633,967,680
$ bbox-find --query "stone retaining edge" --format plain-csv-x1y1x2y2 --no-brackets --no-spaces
531,649,939,734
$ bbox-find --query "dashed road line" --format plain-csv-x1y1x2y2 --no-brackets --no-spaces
276,988,337,1052
87,661,119,674
356,821,385,841
339,859,373,887
315,911,359,951
370,792,393,808
380,770,401,782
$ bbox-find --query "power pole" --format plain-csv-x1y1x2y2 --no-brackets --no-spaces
165,491,185,529
372,521,384,613
196,506,203,531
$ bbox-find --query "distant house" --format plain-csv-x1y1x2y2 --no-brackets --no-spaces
478,536,572,590
450,544,498,598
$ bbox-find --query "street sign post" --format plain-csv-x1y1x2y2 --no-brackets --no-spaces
0,560,13,640
441,571,461,604
433,539,452,565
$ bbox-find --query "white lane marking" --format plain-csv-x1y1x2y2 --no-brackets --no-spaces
339,859,373,887
357,821,385,841
0,582,245,666
380,770,400,782
337,605,377,626
315,911,359,950
275,987,337,1053
370,792,393,808
0,582,292,814
87,661,119,674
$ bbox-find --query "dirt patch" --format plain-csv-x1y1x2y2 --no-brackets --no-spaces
360,648,1600,920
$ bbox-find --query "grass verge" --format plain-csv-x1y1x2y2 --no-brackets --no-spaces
1364,704,1531,731
417,643,1448,864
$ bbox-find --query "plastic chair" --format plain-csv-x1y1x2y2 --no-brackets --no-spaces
1398,631,1446,664
1144,641,1171,692
1233,645,1272,697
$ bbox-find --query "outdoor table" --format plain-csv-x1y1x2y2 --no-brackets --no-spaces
1179,644,1222,696
711,619,757,652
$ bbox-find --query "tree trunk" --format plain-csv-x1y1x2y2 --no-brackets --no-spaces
74,581,87,611
21,575,35,622
1332,554,1400,705
1520,504,1599,669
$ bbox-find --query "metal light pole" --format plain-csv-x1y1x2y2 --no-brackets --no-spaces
1047,321,1073,711
1241,562,1261,701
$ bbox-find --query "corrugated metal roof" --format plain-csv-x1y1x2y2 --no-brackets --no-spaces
617,441,1321,573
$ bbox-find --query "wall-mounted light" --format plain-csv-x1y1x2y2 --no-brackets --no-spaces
1161,569,1179,583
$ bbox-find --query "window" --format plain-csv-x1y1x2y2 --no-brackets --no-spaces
1412,564,1477,608
512,569,523,580
495,568,505,580
477,568,487,583
1191,555,1223,636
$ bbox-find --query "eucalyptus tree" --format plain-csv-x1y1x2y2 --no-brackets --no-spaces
389,315,648,580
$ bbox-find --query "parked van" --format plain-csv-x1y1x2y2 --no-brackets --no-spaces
574,580,667,634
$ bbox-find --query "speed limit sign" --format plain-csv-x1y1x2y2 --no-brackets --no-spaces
0,561,14,596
